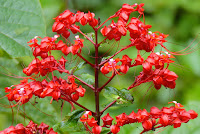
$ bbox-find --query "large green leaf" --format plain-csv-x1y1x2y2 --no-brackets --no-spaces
0,0,46,57
53,109,86,133
80,73,95,85
70,61,86,73
103,87,134,104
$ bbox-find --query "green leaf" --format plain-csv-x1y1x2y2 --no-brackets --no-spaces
76,61,86,71
65,109,85,123
0,0,46,58
104,87,134,104
80,73,95,85
117,88,134,103
70,61,86,73
53,110,86,133
101,129,110,134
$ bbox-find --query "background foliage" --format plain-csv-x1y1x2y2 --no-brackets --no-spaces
0,0,200,133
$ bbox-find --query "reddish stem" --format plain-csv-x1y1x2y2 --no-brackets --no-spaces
98,72,116,92
94,28,100,124
77,53,95,67
97,15,116,30
82,122,93,134
70,99,95,114
72,74,95,91
100,97,120,115
99,43,133,67
98,37,108,46
71,25,95,45
140,125,163,134
61,96,95,114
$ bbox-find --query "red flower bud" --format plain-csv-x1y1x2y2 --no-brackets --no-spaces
62,30,70,39
188,110,198,119
159,114,170,126
150,106,161,118
101,26,111,36
173,118,182,128
110,125,120,134
101,113,114,126
128,111,137,123
52,22,65,33
92,126,102,134
142,119,156,131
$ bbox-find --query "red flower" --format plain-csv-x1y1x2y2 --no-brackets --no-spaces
188,110,198,119
80,111,92,122
75,85,86,97
116,113,128,126
173,118,182,128
136,109,150,122
100,58,120,74
179,111,191,123
159,114,170,126
92,126,102,134
46,128,58,134
101,113,114,126
142,62,152,74
133,53,144,66
150,106,161,118
162,107,174,115
87,117,98,127
38,122,49,133
101,26,111,36
52,22,65,33
135,3,145,14
142,119,156,131
56,40,66,50
128,111,137,123
122,4,134,13
110,125,120,134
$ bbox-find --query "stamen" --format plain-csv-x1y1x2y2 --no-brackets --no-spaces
34,36,38,39
54,35,59,39
148,31,152,34
75,35,80,39
109,58,114,62
18,88,25,95
172,101,177,104
155,52,161,55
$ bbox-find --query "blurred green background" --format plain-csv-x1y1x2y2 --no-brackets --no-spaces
0,0,200,133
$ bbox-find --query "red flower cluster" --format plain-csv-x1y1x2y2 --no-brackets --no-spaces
5,79,33,105
130,31,168,52
23,56,59,76
23,35,85,76
4,76,86,106
100,51,175,85
52,10,98,39
79,102,198,134
62,35,84,56
100,3,145,41
28,35,62,58
2,2,198,134
100,3,168,52
129,52,178,90
0,121,57,134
